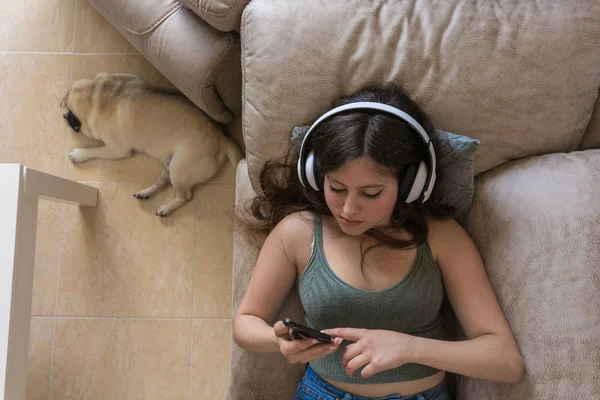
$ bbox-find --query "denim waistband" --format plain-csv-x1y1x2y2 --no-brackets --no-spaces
300,365,449,400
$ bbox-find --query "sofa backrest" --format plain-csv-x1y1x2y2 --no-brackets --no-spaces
241,0,600,195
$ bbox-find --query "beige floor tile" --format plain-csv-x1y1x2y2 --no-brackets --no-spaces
57,182,195,317
51,318,190,400
194,184,235,318
0,0,75,52
0,54,70,316
65,55,175,183
191,319,231,400
195,183,236,220
31,201,62,316
74,0,137,54
26,318,54,400
0,54,71,175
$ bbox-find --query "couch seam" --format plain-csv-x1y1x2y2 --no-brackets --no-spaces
240,2,249,155
93,1,182,36
199,32,236,116
186,0,247,19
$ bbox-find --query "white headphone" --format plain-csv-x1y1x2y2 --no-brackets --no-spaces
297,102,437,203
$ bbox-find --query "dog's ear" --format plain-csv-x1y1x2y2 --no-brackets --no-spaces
60,89,71,108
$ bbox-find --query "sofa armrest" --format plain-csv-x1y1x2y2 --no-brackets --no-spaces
88,0,241,124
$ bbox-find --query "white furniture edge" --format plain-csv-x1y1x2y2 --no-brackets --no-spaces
1,164,98,400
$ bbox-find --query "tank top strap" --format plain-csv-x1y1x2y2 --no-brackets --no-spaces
312,213,323,251
299,213,325,285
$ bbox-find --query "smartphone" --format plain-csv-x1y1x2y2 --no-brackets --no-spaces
283,318,333,343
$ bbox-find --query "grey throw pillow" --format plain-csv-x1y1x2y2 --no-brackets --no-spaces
291,126,479,224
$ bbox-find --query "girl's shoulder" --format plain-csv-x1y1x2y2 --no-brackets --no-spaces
272,211,316,257
426,217,471,262
277,211,316,231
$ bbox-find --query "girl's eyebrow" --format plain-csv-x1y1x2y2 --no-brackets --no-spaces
329,178,386,189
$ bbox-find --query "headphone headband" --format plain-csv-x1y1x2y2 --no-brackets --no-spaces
297,101,437,202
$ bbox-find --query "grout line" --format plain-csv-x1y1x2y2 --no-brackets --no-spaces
0,51,72,55
71,0,78,53
188,322,194,400
48,8,78,395
35,316,231,320
188,191,199,400
47,317,58,400
192,194,198,319
75,52,140,56
0,51,140,56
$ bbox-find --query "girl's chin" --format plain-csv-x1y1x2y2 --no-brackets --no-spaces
336,218,368,235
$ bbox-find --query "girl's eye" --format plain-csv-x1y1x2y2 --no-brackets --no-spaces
362,191,382,199
330,185,382,200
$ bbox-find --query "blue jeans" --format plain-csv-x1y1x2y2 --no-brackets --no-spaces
294,366,450,400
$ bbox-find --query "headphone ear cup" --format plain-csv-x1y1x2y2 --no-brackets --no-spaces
305,150,322,191
314,155,324,190
398,164,419,203
404,161,428,203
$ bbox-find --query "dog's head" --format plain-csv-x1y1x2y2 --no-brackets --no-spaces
60,78,95,138
61,72,143,139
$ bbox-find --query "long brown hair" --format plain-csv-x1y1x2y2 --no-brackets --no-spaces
239,84,455,258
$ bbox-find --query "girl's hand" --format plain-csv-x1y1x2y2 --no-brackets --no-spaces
274,321,343,364
322,328,416,378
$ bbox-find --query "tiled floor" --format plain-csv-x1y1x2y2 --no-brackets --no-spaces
1,1,235,399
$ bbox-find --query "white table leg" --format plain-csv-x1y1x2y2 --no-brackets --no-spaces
0,164,98,400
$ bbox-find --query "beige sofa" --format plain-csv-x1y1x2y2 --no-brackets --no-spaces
87,0,250,151
93,0,600,399
230,1,600,399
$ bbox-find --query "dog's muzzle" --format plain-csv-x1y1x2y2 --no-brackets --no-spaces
63,109,82,132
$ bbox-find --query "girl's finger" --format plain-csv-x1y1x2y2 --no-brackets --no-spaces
298,342,337,361
360,362,379,379
341,343,362,369
287,337,318,352
344,353,370,377
273,321,289,337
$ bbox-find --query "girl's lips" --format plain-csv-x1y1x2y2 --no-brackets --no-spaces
340,216,362,226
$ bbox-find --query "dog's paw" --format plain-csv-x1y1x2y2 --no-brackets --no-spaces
69,148,89,164
156,205,171,218
133,192,150,200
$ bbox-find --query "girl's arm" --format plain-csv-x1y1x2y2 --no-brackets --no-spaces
233,212,310,353
428,218,524,382
410,331,523,383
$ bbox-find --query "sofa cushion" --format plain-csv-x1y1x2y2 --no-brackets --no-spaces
229,160,305,400
460,150,600,399
88,0,241,124
179,0,250,32
241,0,600,195
291,126,480,224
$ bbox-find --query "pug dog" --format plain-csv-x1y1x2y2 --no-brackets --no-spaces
61,72,242,217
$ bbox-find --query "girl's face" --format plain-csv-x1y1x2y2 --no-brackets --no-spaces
324,157,399,235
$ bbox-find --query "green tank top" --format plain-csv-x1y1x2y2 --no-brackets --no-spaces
298,214,445,384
